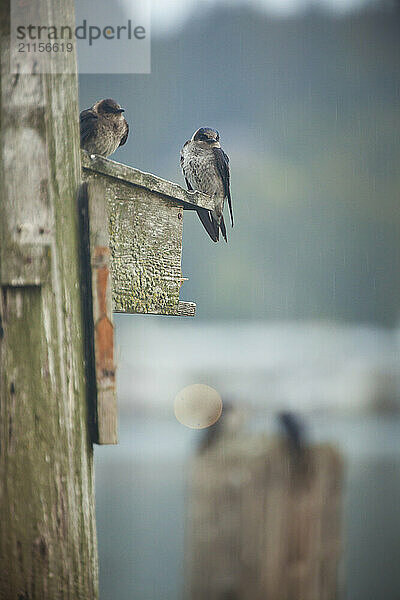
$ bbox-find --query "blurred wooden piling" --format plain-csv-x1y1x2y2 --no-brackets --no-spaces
186,435,343,600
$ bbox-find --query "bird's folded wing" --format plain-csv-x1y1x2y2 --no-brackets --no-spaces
119,121,129,147
213,147,234,227
80,109,98,145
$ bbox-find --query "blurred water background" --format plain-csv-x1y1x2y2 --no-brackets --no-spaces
96,318,400,600
80,0,400,597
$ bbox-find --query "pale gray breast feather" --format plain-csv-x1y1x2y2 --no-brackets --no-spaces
181,143,224,197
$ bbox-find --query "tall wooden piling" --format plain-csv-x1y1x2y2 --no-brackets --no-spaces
0,1,98,597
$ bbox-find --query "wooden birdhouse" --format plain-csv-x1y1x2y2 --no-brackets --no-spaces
81,151,214,317
80,151,214,444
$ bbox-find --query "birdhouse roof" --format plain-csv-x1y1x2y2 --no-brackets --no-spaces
81,151,214,212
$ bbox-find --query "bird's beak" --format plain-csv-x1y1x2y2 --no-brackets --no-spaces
117,108,125,113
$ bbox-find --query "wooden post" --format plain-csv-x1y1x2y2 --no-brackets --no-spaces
0,1,98,598
186,435,343,600
80,180,118,445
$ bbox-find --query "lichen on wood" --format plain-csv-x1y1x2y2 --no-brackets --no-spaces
82,151,198,317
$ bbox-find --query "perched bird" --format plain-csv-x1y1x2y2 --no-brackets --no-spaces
197,402,245,454
80,98,129,157
180,127,233,242
277,411,305,458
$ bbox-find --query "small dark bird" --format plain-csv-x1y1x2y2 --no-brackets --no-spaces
197,402,244,454
80,98,129,157
180,127,233,242
277,411,311,485
278,411,305,458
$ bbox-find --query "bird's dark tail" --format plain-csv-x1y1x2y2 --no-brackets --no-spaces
196,210,229,243
196,209,219,242
219,216,227,243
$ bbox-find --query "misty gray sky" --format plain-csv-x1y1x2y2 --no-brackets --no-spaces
145,0,373,33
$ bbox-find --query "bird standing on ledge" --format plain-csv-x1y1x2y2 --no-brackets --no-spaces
180,127,234,242
80,98,129,157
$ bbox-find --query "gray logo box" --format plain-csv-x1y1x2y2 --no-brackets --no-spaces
10,0,151,74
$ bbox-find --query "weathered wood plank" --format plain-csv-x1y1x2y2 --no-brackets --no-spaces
0,241,51,287
81,180,118,445
81,150,215,211
186,435,343,600
112,300,197,317
0,1,98,598
177,301,197,317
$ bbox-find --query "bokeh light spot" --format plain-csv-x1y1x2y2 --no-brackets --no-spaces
174,384,223,429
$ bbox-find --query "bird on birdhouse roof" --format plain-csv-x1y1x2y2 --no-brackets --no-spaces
80,98,129,158
180,127,234,242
